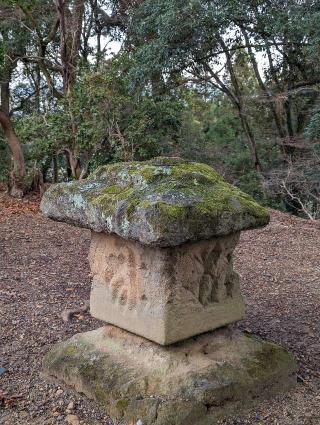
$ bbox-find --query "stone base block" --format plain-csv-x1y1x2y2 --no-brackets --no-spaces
43,326,297,425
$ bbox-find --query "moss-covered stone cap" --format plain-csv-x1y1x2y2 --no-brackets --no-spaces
40,157,270,247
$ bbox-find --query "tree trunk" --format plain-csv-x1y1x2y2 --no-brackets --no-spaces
56,0,84,95
0,57,28,197
0,110,26,197
56,0,84,179
217,37,262,171
240,27,286,140
284,96,294,138
237,107,262,171
65,152,72,178
52,155,58,183
65,149,81,179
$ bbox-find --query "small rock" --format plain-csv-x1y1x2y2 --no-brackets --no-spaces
56,389,63,396
67,401,74,411
0,367,7,375
19,410,28,418
56,416,64,421
66,414,81,425
136,420,144,425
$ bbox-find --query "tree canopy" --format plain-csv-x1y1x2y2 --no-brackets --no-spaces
0,0,319,218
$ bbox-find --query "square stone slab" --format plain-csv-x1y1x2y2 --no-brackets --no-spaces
89,231,245,345
40,157,270,247
43,325,297,425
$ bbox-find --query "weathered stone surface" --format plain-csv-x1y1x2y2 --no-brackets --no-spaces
40,157,270,247
89,231,245,344
43,325,297,425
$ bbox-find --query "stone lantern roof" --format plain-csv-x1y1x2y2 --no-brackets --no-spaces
41,157,269,247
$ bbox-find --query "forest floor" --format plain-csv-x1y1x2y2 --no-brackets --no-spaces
0,190,320,425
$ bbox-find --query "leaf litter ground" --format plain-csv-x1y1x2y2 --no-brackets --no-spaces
0,191,320,424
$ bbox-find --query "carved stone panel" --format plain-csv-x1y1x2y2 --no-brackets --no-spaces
89,231,245,345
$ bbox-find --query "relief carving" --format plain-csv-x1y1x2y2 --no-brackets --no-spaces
194,247,237,306
104,245,139,310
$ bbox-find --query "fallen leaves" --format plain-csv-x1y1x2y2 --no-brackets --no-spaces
0,391,23,408
1,196,320,424
0,190,40,222
60,300,90,323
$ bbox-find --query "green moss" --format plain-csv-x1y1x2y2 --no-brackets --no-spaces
194,182,269,220
92,186,135,206
43,157,270,243
66,182,81,193
243,340,296,380
78,361,102,382
95,383,110,406
147,156,186,166
91,162,134,179
63,345,78,356
125,197,141,220
141,201,189,235
155,202,188,222
116,398,129,410
128,164,156,180
89,158,268,228
139,166,165,183
89,157,222,186
86,158,268,224
87,186,137,221
171,161,222,183
99,185,125,195
43,343,78,369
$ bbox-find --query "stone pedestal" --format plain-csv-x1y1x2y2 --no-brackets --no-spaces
43,325,297,425
41,157,297,424
89,232,245,344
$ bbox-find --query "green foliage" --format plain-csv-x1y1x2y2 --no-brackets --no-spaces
305,107,320,142
0,135,9,182
236,171,285,210
175,91,241,168
1,0,319,220
12,54,185,178
69,54,185,168
15,113,65,163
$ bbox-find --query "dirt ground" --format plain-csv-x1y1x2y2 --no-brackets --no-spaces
0,192,320,425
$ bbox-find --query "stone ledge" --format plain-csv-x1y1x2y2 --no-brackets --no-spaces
43,325,297,425
40,157,270,247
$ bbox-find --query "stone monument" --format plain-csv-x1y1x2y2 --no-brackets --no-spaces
41,157,297,425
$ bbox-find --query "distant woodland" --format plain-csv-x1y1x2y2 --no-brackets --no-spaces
0,1,319,218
